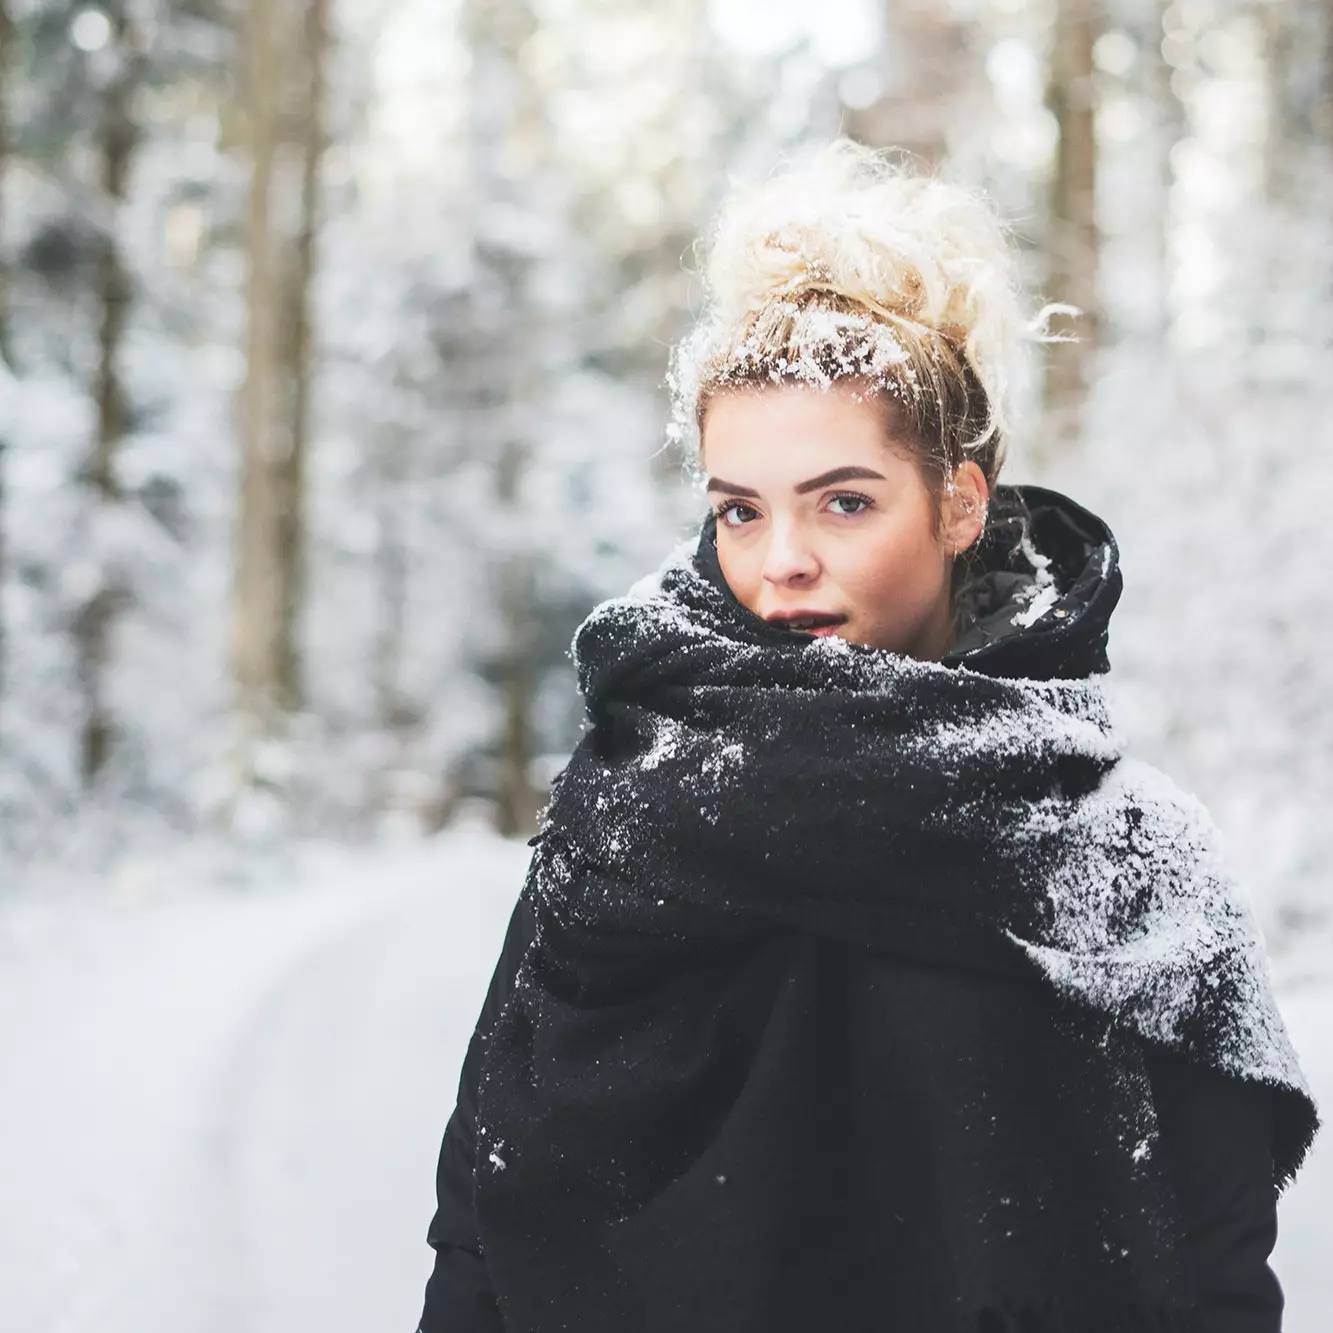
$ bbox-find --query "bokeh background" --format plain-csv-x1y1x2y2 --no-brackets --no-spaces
0,1,1330,1329
2,0,1331,924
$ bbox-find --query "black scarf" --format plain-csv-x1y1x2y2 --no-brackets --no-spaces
474,486,1316,1333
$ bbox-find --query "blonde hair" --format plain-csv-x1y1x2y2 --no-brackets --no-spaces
670,140,1046,490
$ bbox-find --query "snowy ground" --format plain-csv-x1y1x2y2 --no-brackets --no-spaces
0,830,528,1333
1,830,1328,1332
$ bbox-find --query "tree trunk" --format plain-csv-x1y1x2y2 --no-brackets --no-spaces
463,0,545,838
495,545,540,838
75,3,141,785
491,423,541,837
234,0,285,740
0,0,13,373
233,0,328,776
274,0,329,708
372,425,410,735
1042,0,1102,450
0,0,13,703
844,1,979,169
1257,0,1332,348
1145,0,1185,340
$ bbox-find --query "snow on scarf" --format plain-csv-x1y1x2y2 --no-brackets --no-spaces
474,515,1317,1333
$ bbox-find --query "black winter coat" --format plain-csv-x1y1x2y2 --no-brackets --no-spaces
417,489,1290,1333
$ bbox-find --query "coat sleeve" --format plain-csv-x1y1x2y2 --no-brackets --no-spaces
416,894,536,1333
1144,1043,1285,1333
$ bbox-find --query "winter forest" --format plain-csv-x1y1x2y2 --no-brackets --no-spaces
0,0,1328,912
1,0,1332,1328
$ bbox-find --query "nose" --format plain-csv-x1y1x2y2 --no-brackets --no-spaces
761,519,820,586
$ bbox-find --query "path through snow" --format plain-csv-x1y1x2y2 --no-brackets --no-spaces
0,831,1328,1331
0,832,526,1333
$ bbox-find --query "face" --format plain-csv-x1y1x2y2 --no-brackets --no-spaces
701,383,986,659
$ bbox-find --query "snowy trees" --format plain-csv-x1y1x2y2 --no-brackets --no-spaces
3,0,238,849
0,0,1327,925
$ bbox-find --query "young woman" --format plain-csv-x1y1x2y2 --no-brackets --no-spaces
416,142,1318,1333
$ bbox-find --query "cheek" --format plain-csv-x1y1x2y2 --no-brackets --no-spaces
716,538,758,604
843,520,945,608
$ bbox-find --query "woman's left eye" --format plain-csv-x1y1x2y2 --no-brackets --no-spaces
827,492,873,516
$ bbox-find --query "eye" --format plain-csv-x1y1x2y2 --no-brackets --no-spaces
827,491,873,517
715,499,760,527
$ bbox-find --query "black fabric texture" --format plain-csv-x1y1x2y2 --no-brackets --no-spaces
420,484,1314,1333
1143,1045,1285,1332
419,900,532,1333
420,986,1288,1333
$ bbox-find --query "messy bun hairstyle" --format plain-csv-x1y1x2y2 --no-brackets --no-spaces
670,140,1043,502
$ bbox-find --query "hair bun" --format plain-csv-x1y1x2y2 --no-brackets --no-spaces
680,140,1039,452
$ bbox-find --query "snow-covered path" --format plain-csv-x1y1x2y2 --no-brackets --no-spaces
0,834,527,1333
0,832,1328,1331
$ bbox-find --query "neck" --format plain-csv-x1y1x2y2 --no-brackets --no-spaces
906,588,957,662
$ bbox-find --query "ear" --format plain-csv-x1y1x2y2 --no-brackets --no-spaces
942,461,989,556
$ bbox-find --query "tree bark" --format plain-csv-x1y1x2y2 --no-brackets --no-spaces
372,425,410,735
76,3,142,785
1145,0,1185,340
1042,0,1102,449
233,0,328,768
492,433,540,838
0,0,13,703
844,1,978,169
463,0,545,838
0,0,13,371
1256,0,1333,346
234,0,285,737
495,548,540,837
274,0,329,708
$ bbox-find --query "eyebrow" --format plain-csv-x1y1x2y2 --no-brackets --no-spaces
705,465,887,498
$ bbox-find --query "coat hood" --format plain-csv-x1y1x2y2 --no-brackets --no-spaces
944,484,1122,680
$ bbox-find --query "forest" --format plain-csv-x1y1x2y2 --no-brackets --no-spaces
1,0,1329,932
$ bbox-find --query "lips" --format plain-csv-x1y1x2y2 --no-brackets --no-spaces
765,611,847,635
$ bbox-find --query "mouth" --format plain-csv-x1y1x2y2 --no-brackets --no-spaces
765,611,848,637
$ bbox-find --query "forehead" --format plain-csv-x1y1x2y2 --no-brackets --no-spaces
702,384,911,481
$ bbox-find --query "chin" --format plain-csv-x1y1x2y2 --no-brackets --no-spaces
832,626,877,649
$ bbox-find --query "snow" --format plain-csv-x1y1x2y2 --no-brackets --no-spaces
1010,580,1060,628
1010,756,1313,1118
0,830,527,1333
639,715,684,769
0,828,1327,1331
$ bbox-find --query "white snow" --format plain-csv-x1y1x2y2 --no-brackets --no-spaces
1010,582,1061,629
0,830,528,1333
639,715,684,769
0,829,1327,1331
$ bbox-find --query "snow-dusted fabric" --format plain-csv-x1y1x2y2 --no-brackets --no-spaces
473,492,1316,1333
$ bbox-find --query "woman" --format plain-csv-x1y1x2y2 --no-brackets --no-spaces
416,142,1318,1333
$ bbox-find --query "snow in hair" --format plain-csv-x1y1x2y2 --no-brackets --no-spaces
670,140,1040,471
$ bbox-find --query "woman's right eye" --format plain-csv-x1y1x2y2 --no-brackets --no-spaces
716,500,759,527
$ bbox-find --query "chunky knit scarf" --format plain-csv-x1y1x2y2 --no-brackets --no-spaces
473,517,1317,1333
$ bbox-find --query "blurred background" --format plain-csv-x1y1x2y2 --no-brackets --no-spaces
1,0,1331,921
0,0,1330,1329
